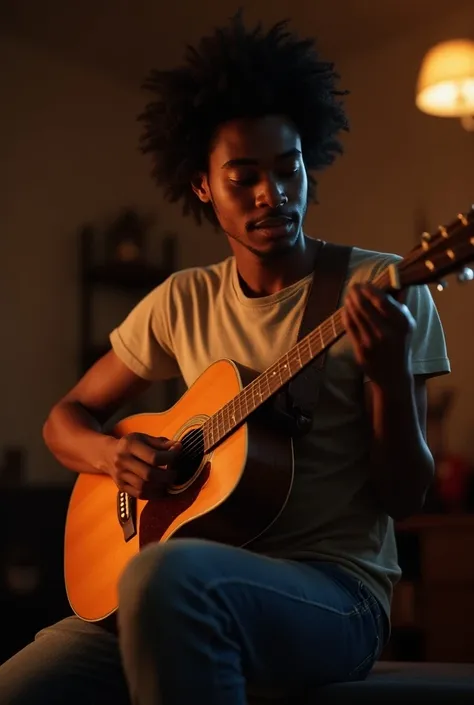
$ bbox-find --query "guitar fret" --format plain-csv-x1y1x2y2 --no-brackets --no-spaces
264,371,272,400
253,385,258,414
236,399,243,424
228,399,236,428
244,385,250,417
234,398,242,425
272,371,278,394
270,366,278,392
255,385,260,409
255,380,264,406
265,372,272,396
213,413,221,442
208,419,215,447
222,403,229,437
248,384,254,414
284,353,290,380
203,422,211,449
248,384,254,413
226,400,234,430
273,369,279,394
296,344,304,369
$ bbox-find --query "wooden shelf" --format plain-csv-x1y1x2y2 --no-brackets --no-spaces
77,225,178,406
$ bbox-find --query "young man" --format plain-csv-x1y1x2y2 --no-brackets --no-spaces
1,13,449,705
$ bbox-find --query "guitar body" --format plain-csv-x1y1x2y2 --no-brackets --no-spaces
64,359,294,622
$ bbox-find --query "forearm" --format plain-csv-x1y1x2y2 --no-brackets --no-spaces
369,375,435,520
43,400,116,476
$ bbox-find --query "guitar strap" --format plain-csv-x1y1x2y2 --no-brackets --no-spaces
279,240,353,436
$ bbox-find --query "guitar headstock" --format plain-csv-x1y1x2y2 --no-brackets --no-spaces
397,206,474,290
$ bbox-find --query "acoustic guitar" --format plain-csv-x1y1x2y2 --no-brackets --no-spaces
64,208,474,621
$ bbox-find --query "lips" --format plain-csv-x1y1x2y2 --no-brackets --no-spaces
254,216,293,229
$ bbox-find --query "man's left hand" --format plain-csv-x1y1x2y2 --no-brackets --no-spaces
343,283,415,388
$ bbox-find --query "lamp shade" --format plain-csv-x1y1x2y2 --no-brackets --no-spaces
416,39,474,117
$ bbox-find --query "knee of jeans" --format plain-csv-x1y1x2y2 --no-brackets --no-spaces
118,538,210,620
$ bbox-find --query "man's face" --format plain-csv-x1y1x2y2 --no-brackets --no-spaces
194,115,308,259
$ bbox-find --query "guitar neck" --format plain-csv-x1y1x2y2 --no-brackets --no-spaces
202,266,393,451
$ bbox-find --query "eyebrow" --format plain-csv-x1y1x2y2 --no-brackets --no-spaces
221,148,301,169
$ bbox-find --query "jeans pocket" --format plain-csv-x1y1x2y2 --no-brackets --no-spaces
347,581,382,679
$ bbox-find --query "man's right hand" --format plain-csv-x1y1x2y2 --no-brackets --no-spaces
105,433,182,498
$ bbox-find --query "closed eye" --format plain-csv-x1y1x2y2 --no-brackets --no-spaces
230,168,300,187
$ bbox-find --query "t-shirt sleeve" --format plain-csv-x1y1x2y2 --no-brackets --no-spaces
403,283,450,378
109,275,181,381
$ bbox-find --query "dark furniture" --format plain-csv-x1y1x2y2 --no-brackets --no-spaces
386,514,474,662
249,661,474,704
0,487,72,664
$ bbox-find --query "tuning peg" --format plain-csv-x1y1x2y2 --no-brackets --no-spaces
436,280,448,291
421,232,431,250
457,267,474,283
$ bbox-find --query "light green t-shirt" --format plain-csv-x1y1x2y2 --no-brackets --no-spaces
110,246,450,621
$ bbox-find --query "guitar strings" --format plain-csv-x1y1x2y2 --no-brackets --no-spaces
173,231,461,463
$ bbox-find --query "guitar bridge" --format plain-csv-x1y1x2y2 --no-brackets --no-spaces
117,491,137,542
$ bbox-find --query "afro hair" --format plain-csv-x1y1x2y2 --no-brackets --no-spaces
138,11,349,228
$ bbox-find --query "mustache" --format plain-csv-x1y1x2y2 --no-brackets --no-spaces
246,210,297,231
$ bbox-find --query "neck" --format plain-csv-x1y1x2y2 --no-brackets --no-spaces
232,233,318,297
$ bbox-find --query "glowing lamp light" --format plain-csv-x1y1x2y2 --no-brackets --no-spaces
416,39,474,131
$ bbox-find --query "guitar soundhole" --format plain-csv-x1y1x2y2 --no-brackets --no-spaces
171,427,205,489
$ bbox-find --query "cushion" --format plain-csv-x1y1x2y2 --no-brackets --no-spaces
249,661,474,704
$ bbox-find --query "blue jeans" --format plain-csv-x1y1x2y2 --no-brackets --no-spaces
0,539,385,705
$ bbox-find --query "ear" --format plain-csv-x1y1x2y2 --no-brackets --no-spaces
191,172,211,204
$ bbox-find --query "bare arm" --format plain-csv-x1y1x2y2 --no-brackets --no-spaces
365,375,435,520
43,349,152,476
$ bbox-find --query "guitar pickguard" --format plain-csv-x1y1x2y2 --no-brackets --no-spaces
139,463,211,548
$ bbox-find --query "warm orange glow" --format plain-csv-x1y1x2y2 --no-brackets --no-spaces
416,39,474,122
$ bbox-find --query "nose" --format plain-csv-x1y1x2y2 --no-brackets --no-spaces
255,176,287,209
